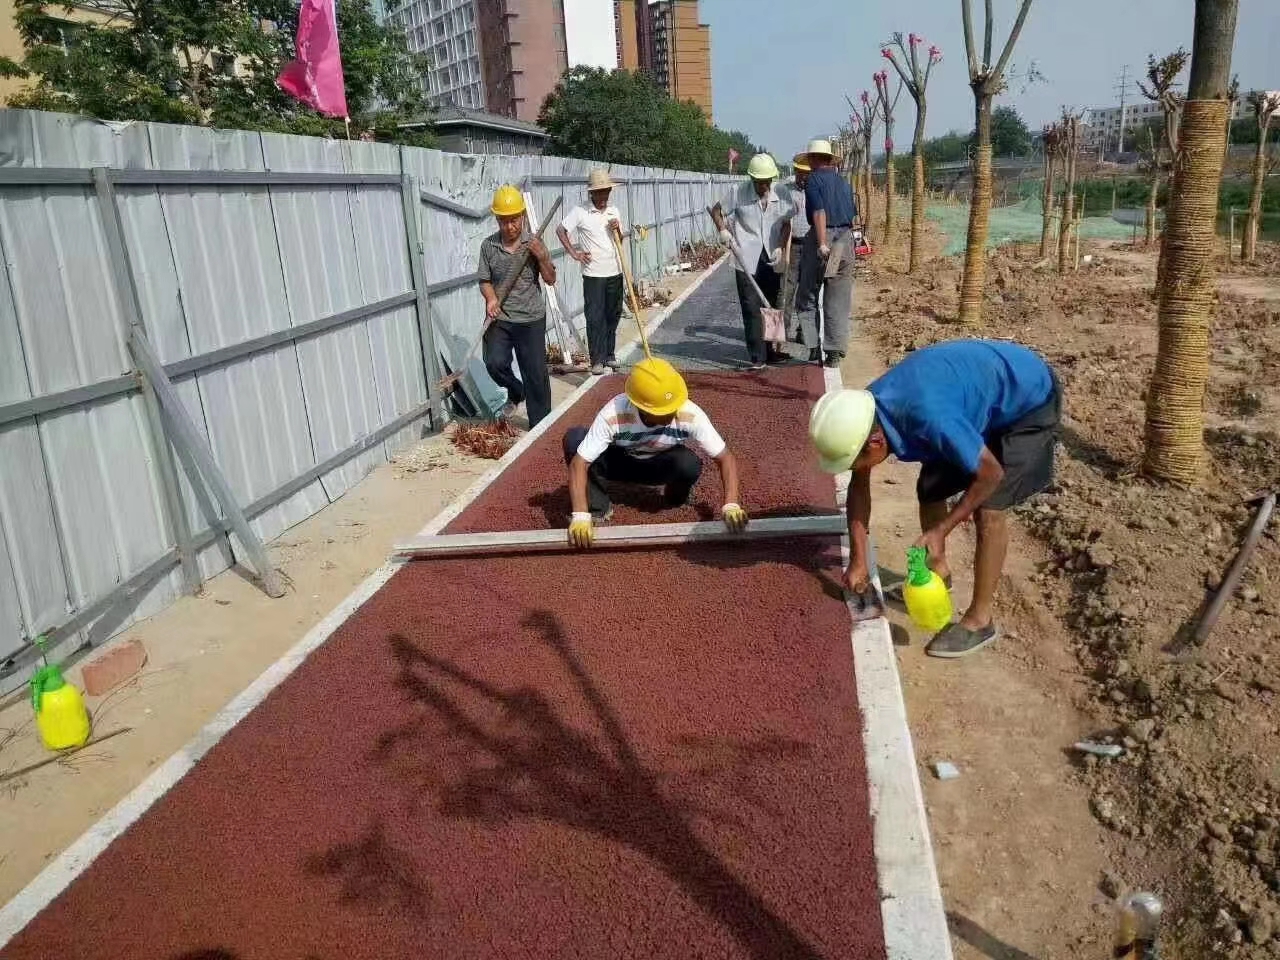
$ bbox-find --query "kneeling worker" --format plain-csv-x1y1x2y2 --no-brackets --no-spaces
809,339,1061,658
562,357,747,547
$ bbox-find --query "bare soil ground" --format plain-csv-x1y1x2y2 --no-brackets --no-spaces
0,267,709,905
853,203,1280,957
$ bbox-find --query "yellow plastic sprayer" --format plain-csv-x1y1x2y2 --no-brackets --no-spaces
902,546,953,632
29,637,91,751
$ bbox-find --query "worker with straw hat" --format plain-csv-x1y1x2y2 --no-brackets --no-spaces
781,152,822,363
477,184,557,427
795,138,858,368
557,169,627,375
562,357,746,548
710,152,794,369
808,339,1061,658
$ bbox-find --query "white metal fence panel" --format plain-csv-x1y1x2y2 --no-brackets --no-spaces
0,108,742,693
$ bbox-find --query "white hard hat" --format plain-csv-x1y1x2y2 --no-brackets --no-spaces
746,152,779,180
809,389,877,474
806,138,842,160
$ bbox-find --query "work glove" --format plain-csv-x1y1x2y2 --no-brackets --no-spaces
721,502,748,533
568,512,594,549
718,228,733,245
819,243,831,259
767,248,784,273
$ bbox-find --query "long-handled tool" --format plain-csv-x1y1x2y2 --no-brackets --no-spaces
394,514,845,559
611,228,653,360
438,195,564,394
705,207,785,345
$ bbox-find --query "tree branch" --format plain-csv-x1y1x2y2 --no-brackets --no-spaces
961,0,978,79
990,0,1035,88
983,0,994,68
885,49,916,99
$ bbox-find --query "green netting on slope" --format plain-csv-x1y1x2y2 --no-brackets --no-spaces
926,198,1137,257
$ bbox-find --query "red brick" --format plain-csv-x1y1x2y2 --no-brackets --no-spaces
81,639,148,697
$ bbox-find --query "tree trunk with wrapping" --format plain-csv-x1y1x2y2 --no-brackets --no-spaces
1058,121,1079,274
1039,153,1055,259
1143,0,1238,484
884,150,896,247
1242,133,1267,261
959,95,993,324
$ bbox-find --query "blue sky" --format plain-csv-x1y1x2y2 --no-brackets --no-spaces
702,0,1278,155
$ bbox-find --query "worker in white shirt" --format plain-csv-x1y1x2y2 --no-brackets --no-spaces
557,169,626,375
782,152,822,363
562,357,747,547
710,153,793,370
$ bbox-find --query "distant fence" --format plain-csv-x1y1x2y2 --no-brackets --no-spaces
0,109,736,694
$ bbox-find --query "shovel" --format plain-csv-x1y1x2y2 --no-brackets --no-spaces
705,207,785,345
439,196,564,393
611,228,653,361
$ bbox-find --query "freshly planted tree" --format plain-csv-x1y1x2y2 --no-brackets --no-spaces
1138,49,1190,283
1138,123,1162,244
849,91,879,230
957,0,1036,325
872,69,904,247
883,32,943,272
1057,111,1082,273
1039,123,1062,259
1143,0,1239,484
1241,90,1280,262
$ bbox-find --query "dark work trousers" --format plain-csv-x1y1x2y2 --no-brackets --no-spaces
562,426,703,515
483,317,552,428
734,251,782,365
788,238,822,349
582,274,624,365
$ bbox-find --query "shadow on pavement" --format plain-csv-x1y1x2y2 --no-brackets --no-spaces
947,912,1040,960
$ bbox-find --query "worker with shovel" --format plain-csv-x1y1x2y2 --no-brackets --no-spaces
477,185,557,428
562,357,747,548
557,169,627,376
710,153,793,370
808,339,1062,658
795,138,859,369
781,152,823,363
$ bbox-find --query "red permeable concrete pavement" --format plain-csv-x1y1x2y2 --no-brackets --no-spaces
447,364,840,534
1,365,886,960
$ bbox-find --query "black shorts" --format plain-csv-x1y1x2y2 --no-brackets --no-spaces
916,377,1062,511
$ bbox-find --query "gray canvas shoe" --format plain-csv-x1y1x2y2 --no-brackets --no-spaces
926,622,999,659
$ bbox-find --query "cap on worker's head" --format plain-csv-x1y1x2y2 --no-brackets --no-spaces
746,152,779,181
491,184,525,217
792,153,811,172
806,138,837,159
809,389,877,474
625,357,688,417
587,169,616,192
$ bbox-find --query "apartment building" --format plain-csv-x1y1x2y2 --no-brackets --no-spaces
380,0,485,111
1084,90,1264,153
476,0,567,123
649,0,711,120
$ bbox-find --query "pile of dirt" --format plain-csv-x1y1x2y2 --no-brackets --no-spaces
860,239,1280,957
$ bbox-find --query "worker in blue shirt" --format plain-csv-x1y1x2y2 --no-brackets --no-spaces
808,339,1062,658
794,138,859,368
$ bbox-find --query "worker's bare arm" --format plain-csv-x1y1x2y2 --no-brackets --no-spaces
714,449,741,507
479,280,500,319
529,238,556,284
846,467,873,591
556,225,589,265
568,455,591,515
915,446,1004,562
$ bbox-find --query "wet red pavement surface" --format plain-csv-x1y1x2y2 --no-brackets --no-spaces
1,365,885,960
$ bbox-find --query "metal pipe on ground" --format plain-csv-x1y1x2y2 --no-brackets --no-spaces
393,514,846,559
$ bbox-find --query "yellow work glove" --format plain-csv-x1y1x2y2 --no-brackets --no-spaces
567,512,595,549
721,502,748,533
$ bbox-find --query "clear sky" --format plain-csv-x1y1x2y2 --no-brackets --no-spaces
702,0,1278,156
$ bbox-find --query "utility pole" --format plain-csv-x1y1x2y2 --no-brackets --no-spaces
1114,64,1132,156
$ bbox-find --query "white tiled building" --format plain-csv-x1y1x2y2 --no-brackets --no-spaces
375,0,486,111
1084,90,1264,153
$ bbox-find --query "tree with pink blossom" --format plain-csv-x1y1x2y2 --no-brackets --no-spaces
882,32,942,272
872,68,904,248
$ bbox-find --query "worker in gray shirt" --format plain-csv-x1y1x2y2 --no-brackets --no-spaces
782,152,821,363
478,185,557,428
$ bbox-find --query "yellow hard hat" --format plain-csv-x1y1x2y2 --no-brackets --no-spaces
809,389,876,474
746,152,779,181
491,184,526,217
625,357,688,417
792,153,811,172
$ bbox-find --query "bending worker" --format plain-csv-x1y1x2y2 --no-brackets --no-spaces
710,152,792,369
562,357,747,547
809,339,1062,658
477,185,556,427
557,169,625,375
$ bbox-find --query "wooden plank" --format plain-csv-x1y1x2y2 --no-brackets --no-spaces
393,514,846,559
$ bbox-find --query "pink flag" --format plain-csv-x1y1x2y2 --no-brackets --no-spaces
277,0,349,118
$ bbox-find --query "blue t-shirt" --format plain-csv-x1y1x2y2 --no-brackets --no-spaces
804,168,857,228
868,340,1054,474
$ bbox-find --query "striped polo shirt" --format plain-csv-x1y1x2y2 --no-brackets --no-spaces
576,395,727,463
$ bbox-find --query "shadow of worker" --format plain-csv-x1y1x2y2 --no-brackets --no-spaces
947,911,1040,960
377,609,824,960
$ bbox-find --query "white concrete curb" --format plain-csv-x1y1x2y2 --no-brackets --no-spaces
0,257,731,947
823,365,952,960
